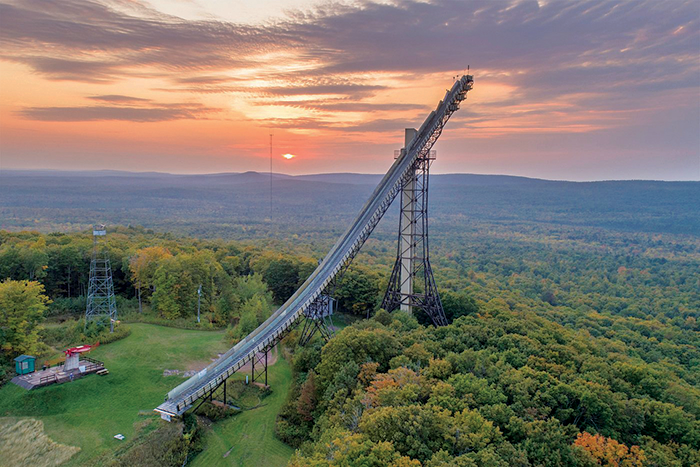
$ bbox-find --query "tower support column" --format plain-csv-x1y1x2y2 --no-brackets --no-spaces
382,130,447,326
399,129,417,313
299,292,334,345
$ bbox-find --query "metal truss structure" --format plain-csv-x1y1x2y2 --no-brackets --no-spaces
155,74,474,419
190,342,278,416
299,293,335,345
382,147,448,326
85,224,117,333
251,345,270,385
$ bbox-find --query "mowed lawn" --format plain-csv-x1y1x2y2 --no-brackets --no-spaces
190,357,295,467
0,324,234,466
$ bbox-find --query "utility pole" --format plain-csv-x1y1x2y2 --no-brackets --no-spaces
197,284,202,323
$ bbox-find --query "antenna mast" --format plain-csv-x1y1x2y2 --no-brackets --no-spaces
269,133,273,220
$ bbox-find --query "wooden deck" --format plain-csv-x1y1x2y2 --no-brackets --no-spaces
10,359,105,390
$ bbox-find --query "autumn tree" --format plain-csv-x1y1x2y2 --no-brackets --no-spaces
0,279,49,359
574,432,646,466
297,371,317,421
129,246,172,311
363,367,422,409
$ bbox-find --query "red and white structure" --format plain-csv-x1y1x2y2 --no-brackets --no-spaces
64,345,95,370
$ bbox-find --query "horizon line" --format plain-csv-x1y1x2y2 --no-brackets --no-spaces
1,167,698,183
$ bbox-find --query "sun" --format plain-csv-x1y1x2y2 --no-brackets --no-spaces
282,154,295,160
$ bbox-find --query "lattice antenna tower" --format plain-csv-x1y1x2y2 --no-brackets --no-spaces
269,133,273,220
85,224,117,332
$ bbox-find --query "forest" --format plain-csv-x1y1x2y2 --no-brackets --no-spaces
1,220,698,465
0,171,698,466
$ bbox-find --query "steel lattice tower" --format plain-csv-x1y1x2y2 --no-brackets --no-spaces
382,129,448,326
85,224,117,332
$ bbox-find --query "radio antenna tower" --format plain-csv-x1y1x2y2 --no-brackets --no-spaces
269,133,273,220
85,224,117,332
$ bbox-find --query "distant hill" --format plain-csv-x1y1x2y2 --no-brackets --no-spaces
1,170,697,237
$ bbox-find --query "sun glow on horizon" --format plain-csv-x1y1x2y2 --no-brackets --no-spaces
282,153,295,159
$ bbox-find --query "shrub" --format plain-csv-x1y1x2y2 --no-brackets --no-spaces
38,319,131,353
194,401,240,421
121,312,218,331
97,324,131,345
46,296,86,317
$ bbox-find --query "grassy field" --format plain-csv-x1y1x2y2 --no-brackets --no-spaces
0,323,293,466
190,358,295,467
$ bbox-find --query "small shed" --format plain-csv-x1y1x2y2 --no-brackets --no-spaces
14,355,36,375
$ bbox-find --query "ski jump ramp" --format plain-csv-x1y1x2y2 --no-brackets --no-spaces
155,75,474,418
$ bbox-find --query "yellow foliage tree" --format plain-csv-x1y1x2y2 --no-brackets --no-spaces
0,279,49,358
129,246,172,310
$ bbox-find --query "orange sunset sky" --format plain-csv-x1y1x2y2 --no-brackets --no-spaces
0,0,698,180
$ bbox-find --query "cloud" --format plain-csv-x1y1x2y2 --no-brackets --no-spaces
2,0,697,91
174,75,235,85
260,100,429,112
0,0,698,139
0,0,284,81
260,83,386,97
87,95,151,103
252,115,425,134
14,56,121,83
17,103,218,122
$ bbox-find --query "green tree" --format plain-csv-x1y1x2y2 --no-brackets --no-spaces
316,326,401,389
263,258,299,303
151,251,235,322
335,266,380,316
44,244,85,298
441,290,479,322
20,238,49,281
359,405,453,462
129,246,172,306
289,430,420,467
235,273,273,304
